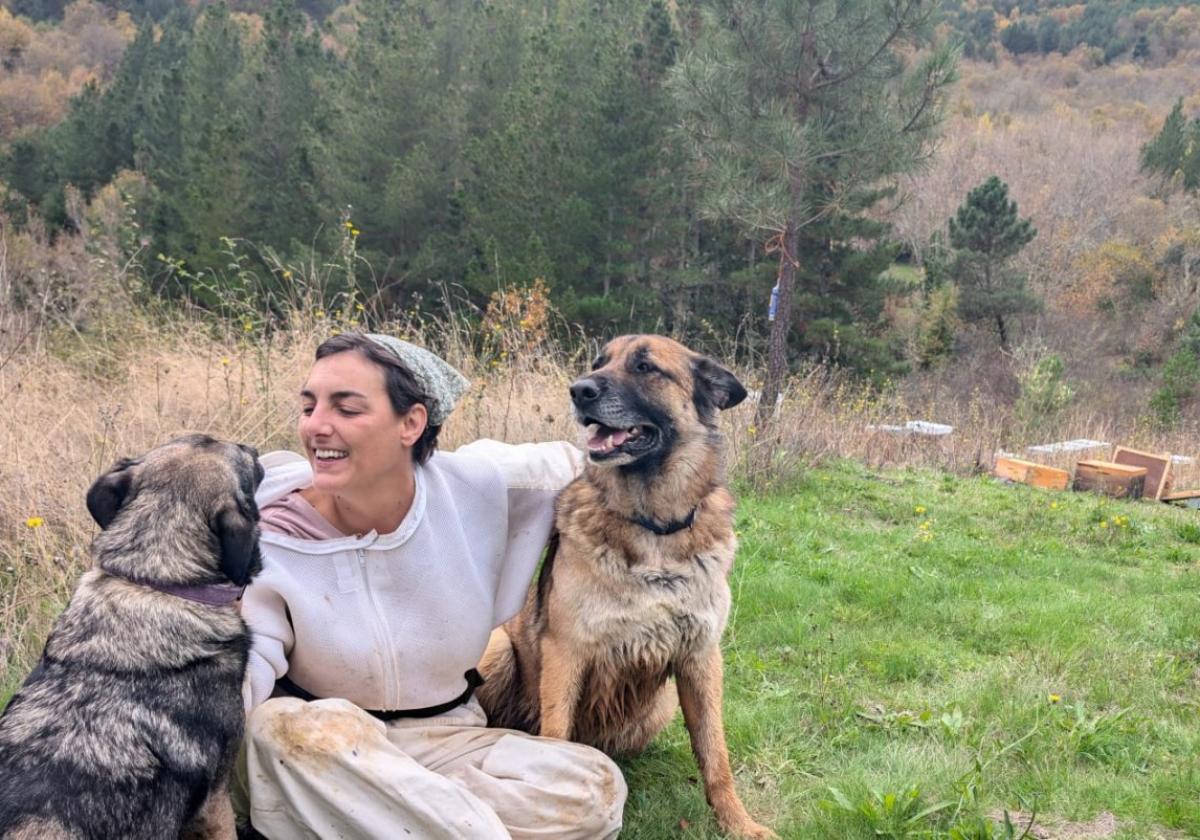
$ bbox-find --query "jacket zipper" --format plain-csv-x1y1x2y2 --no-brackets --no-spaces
358,547,399,709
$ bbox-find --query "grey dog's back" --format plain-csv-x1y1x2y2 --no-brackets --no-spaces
0,575,250,838
0,435,262,839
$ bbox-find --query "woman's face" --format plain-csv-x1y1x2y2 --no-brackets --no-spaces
298,351,424,494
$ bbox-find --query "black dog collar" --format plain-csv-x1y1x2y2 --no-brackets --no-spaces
631,507,696,535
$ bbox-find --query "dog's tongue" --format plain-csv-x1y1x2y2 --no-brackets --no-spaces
587,427,629,454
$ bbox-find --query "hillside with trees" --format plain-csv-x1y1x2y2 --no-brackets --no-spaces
2,0,1200,441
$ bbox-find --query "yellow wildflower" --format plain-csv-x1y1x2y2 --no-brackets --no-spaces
1100,520,1108,529
355,303,364,312
1049,694,1062,703
315,309,326,319
747,425,757,436
915,505,926,514
282,269,293,280
242,321,253,333
1050,501,1058,509
221,357,231,366
25,517,44,528
344,221,353,229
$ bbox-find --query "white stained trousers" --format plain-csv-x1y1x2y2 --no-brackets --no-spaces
240,696,627,840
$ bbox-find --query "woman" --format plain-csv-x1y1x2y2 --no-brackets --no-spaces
236,332,626,839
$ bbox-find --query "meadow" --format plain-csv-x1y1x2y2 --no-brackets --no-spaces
624,463,1200,839
2,307,1199,838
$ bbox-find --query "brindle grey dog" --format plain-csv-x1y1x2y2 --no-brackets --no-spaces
478,335,774,839
0,434,263,840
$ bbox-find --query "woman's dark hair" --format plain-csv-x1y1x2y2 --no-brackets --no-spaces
314,333,441,464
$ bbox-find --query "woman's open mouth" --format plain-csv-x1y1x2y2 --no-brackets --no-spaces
313,448,348,463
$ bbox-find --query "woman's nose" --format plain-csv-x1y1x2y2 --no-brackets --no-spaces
302,405,334,434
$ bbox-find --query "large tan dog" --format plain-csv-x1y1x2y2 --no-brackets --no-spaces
478,335,774,838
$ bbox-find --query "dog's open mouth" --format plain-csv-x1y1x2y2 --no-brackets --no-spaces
583,422,656,459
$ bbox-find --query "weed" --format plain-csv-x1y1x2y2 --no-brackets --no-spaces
823,785,954,838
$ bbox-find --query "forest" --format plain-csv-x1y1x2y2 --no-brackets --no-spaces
1,0,1200,436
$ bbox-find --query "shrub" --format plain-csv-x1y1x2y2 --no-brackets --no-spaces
1013,350,1074,431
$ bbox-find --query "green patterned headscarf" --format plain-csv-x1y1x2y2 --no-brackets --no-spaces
365,334,470,426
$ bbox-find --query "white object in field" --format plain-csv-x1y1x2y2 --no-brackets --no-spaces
867,421,953,436
1171,454,1194,465
1026,439,1108,455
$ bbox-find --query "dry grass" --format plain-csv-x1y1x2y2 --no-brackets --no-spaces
4,296,1200,689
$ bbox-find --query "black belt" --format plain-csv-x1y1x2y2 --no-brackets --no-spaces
275,669,485,722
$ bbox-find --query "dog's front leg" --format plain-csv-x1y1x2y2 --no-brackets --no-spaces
538,635,585,741
180,780,237,840
676,646,776,839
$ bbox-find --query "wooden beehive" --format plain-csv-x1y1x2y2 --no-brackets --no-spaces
994,456,1071,490
1111,446,1173,500
1073,460,1147,499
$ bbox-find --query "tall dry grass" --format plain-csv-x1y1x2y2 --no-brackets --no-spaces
4,287,1200,690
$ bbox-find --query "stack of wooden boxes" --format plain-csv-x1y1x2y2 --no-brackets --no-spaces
994,446,1189,502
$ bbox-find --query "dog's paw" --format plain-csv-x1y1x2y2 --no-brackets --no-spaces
728,821,777,839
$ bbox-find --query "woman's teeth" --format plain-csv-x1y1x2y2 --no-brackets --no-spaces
314,449,348,460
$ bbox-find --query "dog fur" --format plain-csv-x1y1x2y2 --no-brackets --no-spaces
477,335,775,839
0,434,264,840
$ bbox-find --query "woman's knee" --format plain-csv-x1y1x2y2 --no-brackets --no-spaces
246,697,386,763
584,749,627,835
552,744,627,837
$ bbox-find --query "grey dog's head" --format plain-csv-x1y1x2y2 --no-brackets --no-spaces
86,434,265,586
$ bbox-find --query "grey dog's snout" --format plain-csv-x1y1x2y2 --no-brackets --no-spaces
570,377,603,407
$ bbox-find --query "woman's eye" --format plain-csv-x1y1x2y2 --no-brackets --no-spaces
338,408,361,417
301,406,314,416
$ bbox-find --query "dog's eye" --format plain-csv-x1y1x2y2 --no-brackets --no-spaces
635,361,654,374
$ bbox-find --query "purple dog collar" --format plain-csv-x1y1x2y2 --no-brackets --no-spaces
137,579,245,607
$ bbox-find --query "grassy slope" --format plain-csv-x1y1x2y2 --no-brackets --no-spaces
620,463,1200,839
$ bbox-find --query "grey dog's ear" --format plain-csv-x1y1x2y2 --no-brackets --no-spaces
86,458,139,529
214,505,261,586
692,356,748,412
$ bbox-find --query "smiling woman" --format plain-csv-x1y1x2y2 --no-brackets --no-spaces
297,335,441,536
233,332,627,840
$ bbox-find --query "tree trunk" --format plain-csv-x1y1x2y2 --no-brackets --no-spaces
756,27,816,428
756,216,799,427
996,313,1008,350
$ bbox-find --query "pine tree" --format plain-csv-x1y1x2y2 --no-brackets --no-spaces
672,0,957,420
240,0,330,258
1140,100,1188,185
947,176,1038,349
157,3,248,279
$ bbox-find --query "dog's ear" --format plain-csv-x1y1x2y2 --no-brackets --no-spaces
85,458,139,529
214,505,261,586
693,356,748,412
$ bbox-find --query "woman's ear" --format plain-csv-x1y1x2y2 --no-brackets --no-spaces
398,403,429,448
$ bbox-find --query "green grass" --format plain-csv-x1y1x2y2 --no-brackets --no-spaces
4,460,1197,838
620,462,1200,839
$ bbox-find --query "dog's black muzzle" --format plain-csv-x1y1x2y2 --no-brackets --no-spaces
569,375,606,410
